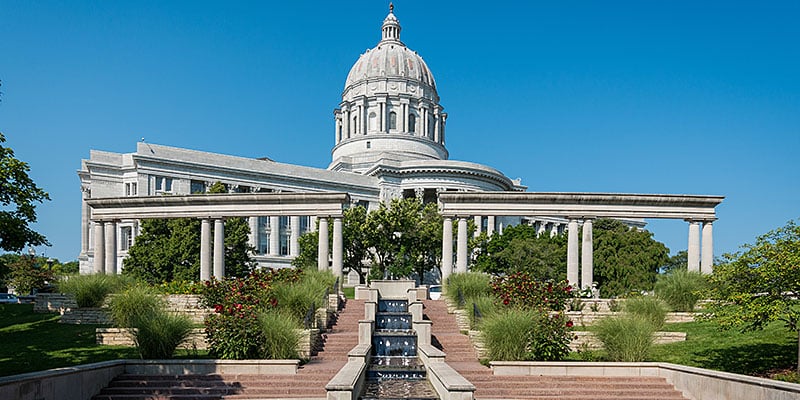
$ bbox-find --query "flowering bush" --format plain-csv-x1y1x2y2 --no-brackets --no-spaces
491,272,572,311
200,269,302,359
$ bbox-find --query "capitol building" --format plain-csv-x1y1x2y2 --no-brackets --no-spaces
77,7,720,286
78,8,529,275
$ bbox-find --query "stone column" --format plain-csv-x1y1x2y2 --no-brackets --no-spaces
550,223,559,237
104,221,117,274
581,219,594,290
269,216,280,256
93,221,105,274
290,216,301,257
456,217,469,273
213,219,225,278
441,217,454,283
701,221,714,274
434,109,440,142
200,219,211,281
81,189,90,255
317,217,329,271
687,220,701,272
487,216,495,236
536,221,547,237
248,217,258,251
567,219,579,287
473,216,482,237
332,217,343,280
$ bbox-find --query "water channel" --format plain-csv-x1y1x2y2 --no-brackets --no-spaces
360,299,438,400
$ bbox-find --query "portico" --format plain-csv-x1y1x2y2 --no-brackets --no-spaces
86,193,350,280
438,192,724,287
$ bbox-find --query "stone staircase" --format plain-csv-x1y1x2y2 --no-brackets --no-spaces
92,298,364,400
422,299,688,400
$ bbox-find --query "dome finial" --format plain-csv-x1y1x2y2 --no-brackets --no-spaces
381,3,401,42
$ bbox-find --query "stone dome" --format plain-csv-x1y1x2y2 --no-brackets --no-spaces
343,8,437,95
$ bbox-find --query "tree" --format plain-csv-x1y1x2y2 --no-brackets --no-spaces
703,219,800,372
661,250,688,273
0,132,50,252
473,224,567,280
592,219,669,297
364,198,441,281
123,181,255,283
7,255,54,295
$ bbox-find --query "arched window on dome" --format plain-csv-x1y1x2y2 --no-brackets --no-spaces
352,115,359,135
389,111,397,131
368,112,377,132
408,114,416,134
428,115,435,139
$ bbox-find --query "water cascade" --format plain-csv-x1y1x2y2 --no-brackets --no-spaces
361,298,438,400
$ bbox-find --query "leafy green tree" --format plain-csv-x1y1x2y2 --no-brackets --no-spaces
0,133,50,252
703,219,800,372
661,250,688,273
473,224,567,280
291,230,319,270
7,255,54,294
342,206,370,284
365,198,441,281
123,181,255,283
592,219,669,297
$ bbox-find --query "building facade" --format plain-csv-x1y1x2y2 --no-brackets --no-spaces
78,8,544,276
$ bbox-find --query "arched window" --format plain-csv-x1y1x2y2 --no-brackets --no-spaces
368,112,377,132
408,114,416,133
389,111,397,130
428,115,435,138
352,115,358,134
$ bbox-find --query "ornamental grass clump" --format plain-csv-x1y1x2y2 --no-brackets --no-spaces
480,308,574,361
445,272,491,306
259,310,301,359
57,273,133,308
271,270,335,322
109,285,193,359
594,314,656,362
623,296,669,330
466,294,497,329
655,270,707,312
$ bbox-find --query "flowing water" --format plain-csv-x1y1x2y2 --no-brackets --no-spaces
361,299,438,400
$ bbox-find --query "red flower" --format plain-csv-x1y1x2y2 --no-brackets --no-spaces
566,320,574,328
503,298,510,305
566,285,573,293
213,304,223,313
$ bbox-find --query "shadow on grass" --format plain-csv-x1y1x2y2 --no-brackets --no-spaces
691,342,796,376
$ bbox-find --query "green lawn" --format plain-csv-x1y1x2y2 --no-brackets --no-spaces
569,320,797,379
0,304,207,377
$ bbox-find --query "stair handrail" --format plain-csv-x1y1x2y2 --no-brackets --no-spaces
303,301,316,329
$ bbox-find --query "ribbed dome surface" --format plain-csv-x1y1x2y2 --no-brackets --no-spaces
344,9,436,92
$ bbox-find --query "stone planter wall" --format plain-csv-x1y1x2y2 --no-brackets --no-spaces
33,294,78,313
60,308,112,325
566,311,695,326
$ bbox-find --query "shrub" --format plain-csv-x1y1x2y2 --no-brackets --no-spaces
568,297,585,312
623,296,668,330
153,280,205,295
108,285,163,328
655,270,707,312
481,308,574,361
259,310,301,359
594,315,656,362
57,274,132,308
135,311,194,359
445,272,491,307
491,272,572,311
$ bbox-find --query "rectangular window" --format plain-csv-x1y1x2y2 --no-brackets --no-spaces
190,180,206,194
124,182,137,196
155,176,173,193
120,226,133,251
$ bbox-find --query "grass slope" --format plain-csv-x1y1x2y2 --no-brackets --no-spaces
0,304,206,377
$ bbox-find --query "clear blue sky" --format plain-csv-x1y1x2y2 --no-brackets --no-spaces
1,1,798,262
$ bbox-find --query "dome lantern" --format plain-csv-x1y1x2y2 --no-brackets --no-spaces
381,3,402,43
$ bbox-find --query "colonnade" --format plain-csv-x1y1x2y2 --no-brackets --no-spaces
90,215,345,281
441,215,717,289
